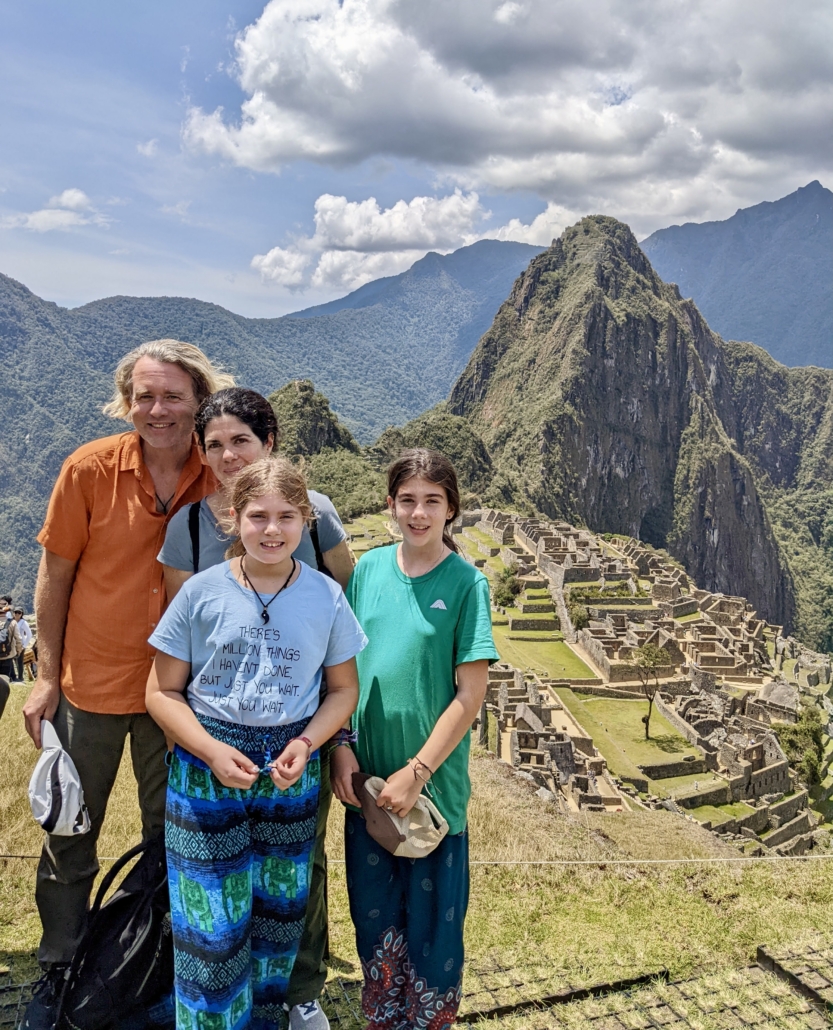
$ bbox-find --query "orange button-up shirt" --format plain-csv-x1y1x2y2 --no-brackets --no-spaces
37,431,215,714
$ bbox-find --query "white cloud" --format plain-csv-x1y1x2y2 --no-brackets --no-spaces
482,202,577,245
1,188,109,233
160,200,191,220
48,188,92,211
137,139,159,157
184,0,832,230
251,189,489,292
251,246,311,288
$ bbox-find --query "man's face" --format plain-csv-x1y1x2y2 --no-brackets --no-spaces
13,611,22,621
129,357,199,452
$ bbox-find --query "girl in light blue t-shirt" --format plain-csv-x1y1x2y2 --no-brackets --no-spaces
146,456,366,1030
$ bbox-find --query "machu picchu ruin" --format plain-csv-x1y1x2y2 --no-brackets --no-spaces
446,508,833,857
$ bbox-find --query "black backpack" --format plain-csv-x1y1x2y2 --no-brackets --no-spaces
55,834,174,1030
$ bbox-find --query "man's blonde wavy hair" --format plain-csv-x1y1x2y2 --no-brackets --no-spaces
103,339,236,419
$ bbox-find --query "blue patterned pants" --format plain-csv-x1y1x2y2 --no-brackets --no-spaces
166,716,320,1030
344,809,469,1030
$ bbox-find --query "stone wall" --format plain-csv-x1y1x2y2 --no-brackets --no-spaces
676,782,731,808
762,810,814,848
638,757,707,779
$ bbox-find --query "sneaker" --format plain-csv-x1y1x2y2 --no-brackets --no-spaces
288,999,330,1030
20,965,69,1030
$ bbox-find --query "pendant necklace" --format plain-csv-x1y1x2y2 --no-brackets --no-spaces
240,556,296,624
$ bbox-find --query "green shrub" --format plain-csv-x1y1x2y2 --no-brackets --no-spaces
776,705,826,786
493,564,523,608
569,603,590,630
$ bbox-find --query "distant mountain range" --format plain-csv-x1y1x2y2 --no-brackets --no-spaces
641,181,832,368
0,239,542,605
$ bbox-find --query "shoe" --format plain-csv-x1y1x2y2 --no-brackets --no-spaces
288,999,330,1030
20,965,69,1030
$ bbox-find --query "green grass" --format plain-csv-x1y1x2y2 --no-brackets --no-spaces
492,626,594,680
579,698,700,765
551,691,711,796
655,772,727,797
675,611,704,623
3,686,833,1018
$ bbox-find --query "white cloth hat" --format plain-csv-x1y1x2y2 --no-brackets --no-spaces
28,720,91,836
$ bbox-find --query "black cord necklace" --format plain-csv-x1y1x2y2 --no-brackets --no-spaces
155,490,176,514
240,556,296,624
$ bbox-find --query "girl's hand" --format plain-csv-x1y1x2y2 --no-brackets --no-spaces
375,764,424,818
206,742,259,789
330,746,362,807
270,739,309,790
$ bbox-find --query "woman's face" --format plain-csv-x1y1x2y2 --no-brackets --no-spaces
388,476,452,551
203,414,273,488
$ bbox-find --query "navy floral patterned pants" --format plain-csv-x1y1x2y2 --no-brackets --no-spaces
166,716,320,1030
344,809,469,1030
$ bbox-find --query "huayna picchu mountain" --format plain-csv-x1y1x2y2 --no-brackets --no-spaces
448,217,833,648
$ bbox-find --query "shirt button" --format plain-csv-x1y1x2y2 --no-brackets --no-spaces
151,622,156,628
152,588,158,594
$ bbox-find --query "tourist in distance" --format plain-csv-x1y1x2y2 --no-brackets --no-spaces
146,456,366,1030
0,598,23,682
158,385,353,1028
20,339,232,1030
13,606,34,682
332,449,499,1030
159,386,354,600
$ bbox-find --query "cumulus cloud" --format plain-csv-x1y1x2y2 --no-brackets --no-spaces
1,188,109,232
137,139,159,157
185,0,832,229
252,189,490,291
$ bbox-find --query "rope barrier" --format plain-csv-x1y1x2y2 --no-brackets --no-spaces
2,854,832,865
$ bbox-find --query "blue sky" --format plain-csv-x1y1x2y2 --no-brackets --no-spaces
0,0,829,316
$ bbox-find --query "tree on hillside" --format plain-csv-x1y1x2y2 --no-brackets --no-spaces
493,564,522,608
628,643,671,739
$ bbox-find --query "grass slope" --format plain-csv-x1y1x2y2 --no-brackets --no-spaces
2,685,831,1006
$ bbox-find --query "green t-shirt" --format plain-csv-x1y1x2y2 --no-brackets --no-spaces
346,543,499,834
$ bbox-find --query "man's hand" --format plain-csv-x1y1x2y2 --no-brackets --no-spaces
330,745,362,807
270,739,309,790
22,680,61,748
375,764,424,819
205,742,259,789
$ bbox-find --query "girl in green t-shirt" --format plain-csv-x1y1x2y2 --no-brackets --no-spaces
333,448,499,1030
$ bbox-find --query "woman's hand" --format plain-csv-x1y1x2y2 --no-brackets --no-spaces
270,739,309,790
375,764,424,818
206,742,259,789
330,745,362,806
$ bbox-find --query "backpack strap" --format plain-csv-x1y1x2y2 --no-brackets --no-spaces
308,508,334,579
188,501,201,575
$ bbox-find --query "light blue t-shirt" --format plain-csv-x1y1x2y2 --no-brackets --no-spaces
150,560,367,727
157,490,347,574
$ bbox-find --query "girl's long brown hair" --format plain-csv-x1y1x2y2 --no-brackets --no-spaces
223,456,312,559
387,448,461,554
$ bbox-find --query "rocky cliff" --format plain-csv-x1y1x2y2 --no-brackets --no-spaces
449,217,833,637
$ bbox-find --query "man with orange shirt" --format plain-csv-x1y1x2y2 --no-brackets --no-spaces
21,339,234,1030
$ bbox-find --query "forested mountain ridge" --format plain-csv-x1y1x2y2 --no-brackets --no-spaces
448,216,833,649
641,181,832,368
0,240,541,606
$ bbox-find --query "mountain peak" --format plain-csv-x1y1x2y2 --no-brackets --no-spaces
640,182,832,367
